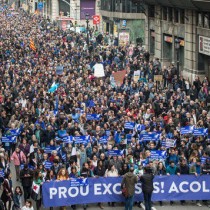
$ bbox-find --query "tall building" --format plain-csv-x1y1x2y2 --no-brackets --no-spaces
28,0,100,27
141,0,210,80
100,0,146,44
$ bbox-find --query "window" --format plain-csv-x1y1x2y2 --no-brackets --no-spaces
148,5,155,18
174,8,179,23
204,13,210,29
168,7,173,22
197,13,203,27
180,9,185,24
162,7,167,21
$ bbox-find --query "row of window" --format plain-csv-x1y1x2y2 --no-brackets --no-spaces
148,5,185,24
100,0,144,13
148,5,210,29
197,13,210,29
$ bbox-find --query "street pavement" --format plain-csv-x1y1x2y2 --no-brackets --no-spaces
7,162,210,210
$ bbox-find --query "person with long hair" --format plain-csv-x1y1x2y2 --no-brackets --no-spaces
1,172,13,210
57,168,69,181
33,170,43,210
12,186,23,210
57,168,69,210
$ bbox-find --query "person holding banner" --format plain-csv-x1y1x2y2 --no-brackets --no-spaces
121,167,138,210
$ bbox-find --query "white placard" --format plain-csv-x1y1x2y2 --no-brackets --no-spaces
93,63,105,78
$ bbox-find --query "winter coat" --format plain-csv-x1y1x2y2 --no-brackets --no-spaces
10,151,26,166
140,173,154,194
121,172,138,197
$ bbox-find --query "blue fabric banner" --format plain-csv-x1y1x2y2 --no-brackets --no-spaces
107,150,123,156
69,178,88,187
180,126,194,134
124,122,135,130
44,161,53,169
139,133,160,141
42,175,210,207
136,124,146,131
193,128,208,136
74,136,90,144
86,114,101,121
126,134,132,143
99,136,108,144
2,136,17,143
150,150,166,160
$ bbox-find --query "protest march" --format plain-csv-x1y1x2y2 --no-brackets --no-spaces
1,3,210,210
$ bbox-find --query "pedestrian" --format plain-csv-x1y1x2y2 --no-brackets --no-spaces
20,164,33,202
12,186,23,210
139,166,154,210
10,147,26,181
121,167,138,210
1,172,12,210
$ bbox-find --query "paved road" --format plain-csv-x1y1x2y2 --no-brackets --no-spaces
8,162,210,210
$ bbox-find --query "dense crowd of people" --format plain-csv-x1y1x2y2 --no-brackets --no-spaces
0,4,210,210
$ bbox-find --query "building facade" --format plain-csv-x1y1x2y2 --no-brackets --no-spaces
142,0,210,80
27,0,100,27
100,0,146,44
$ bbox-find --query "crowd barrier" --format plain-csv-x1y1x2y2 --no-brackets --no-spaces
42,175,210,207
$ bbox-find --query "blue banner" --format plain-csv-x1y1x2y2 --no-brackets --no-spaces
2,136,17,143
44,161,53,169
74,136,90,144
126,134,132,143
56,136,73,144
124,122,135,130
69,178,88,187
150,150,166,160
42,175,210,207
193,128,208,136
136,124,146,131
161,139,176,148
107,150,123,156
180,126,194,135
139,133,160,141
99,136,108,144
86,114,101,121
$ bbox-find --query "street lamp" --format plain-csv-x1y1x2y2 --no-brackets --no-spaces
85,13,90,47
175,38,181,79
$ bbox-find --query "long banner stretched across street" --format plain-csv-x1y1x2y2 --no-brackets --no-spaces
42,175,210,207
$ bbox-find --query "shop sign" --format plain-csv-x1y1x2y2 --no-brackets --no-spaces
199,36,210,56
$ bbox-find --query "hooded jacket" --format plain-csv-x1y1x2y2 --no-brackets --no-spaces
121,172,138,197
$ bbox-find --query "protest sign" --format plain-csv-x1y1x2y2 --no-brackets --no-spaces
93,63,105,78
133,70,140,82
43,175,210,207
112,70,126,86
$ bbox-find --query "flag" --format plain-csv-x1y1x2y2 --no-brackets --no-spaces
31,181,40,201
48,82,59,93
29,39,36,52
